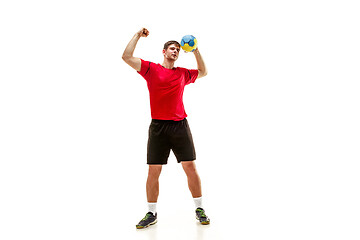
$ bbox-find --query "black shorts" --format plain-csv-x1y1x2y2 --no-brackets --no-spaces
147,118,196,165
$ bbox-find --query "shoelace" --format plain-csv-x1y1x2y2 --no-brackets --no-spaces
141,213,152,221
197,210,207,218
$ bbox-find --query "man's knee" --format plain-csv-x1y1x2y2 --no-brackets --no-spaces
181,161,197,174
148,165,162,179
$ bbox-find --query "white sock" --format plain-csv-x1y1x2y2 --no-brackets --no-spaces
148,202,157,215
193,197,203,209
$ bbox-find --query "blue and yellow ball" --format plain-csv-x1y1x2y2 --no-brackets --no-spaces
180,35,198,52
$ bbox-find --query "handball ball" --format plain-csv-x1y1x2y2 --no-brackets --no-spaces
180,35,198,52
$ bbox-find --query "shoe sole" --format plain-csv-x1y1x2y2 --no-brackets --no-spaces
136,219,158,229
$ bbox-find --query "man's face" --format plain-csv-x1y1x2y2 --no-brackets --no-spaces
163,44,180,61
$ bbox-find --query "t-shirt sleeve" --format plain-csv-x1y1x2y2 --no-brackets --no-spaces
137,59,152,81
184,69,199,85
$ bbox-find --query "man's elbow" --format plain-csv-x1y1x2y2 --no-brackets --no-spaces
122,54,128,62
203,69,208,77
198,69,208,78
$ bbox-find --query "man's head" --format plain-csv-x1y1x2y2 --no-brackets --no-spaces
163,40,180,51
163,40,181,61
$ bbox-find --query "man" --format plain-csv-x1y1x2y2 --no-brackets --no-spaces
122,28,210,229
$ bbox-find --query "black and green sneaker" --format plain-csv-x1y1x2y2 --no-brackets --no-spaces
195,208,210,225
136,212,157,229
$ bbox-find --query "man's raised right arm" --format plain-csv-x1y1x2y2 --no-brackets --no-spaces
122,28,149,72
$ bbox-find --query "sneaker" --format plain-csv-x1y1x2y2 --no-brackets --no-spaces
136,212,157,229
195,208,210,225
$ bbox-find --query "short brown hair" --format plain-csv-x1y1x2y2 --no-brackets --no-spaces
163,40,180,50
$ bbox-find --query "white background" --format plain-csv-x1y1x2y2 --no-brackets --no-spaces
1,0,359,239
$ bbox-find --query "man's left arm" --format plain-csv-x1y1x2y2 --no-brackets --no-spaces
193,48,208,78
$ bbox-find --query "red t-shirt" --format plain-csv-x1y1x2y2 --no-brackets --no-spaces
138,59,198,121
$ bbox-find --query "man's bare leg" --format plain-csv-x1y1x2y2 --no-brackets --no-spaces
181,161,210,224
146,165,162,202
181,161,202,198
136,165,162,229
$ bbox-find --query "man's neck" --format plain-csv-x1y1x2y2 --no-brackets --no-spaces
162,59,175,69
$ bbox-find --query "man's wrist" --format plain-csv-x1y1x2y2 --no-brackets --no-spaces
134,32,141,39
